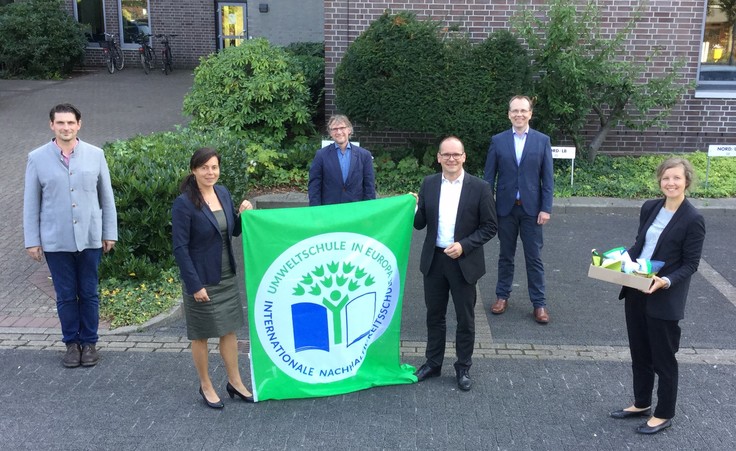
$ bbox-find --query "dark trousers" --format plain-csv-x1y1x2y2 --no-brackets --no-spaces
496,204,546,307
45,248,103,345
625,294,681,419
423,248,476,371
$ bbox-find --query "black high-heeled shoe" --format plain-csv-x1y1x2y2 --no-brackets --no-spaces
226,382,254,403
199,386,224,409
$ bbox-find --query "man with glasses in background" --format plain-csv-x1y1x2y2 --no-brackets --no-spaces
308,114,376,206
484,95,554,324
413,136,497,391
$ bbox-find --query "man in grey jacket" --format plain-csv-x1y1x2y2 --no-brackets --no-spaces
24,104,118,368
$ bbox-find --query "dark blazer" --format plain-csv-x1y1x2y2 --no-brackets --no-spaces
172,184,242,295
414,172,497,284
308,143,376,206
484,128,554,217
618,198,706,321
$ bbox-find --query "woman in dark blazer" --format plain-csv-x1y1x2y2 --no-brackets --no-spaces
172,148,254,408
610,158,706,434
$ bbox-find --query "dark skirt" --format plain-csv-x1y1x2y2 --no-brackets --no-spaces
182,210,245,340
182,270,245,340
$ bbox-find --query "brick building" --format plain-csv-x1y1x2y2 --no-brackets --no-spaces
324,0,736,155
62,0,323,68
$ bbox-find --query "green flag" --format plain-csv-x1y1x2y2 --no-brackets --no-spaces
242,195,417,401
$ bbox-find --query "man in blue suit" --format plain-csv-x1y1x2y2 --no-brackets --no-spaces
308,114,376,206
484,95,554,324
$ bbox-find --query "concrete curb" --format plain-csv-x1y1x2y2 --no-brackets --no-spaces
253,193,736,216
101,299,183,335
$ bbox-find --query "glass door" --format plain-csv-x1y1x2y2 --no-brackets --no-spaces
217,2,247,49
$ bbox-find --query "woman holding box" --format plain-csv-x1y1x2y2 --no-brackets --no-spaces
610,158,705,434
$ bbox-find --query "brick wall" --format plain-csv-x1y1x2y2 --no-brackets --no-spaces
324,0,736,155
68,1,323,70
247,0,324,45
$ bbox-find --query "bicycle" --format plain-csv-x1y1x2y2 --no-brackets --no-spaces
101,32,125,74
135,33,155,74
155,34,177,75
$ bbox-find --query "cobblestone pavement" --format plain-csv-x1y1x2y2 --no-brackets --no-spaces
2,71,736,450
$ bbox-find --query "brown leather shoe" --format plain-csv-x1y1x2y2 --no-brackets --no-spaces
534,307,550,324
491,298,508,314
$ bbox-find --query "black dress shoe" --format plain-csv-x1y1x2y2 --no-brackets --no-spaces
226,382,254,403
199,387,224,409
456,368,472,391
636,419,672,434
610,407,652,419
414,363,441,381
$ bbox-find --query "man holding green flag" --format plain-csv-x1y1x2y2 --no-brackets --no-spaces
413,136,497,391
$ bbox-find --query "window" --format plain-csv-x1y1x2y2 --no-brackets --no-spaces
697,0,736,97
74,0,105,42
120,0,151,45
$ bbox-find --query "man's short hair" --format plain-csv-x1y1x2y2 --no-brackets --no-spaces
49,104,82,122
508,95,533,111
327,114,353,132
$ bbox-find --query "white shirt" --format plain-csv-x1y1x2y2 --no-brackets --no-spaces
436,170,464,248
513,128,528,200
513,127,528,165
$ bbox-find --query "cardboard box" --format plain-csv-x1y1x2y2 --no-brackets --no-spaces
587,264,654,291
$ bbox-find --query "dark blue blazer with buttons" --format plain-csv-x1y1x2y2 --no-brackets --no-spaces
484,128,554,217
307,143,376,206
172,184,241,296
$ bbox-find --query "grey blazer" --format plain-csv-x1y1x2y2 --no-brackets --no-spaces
24,139,118,252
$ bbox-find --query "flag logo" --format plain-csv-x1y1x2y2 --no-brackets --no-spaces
253,232,400,383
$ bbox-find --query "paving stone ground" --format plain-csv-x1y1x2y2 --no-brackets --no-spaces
1,70,735,450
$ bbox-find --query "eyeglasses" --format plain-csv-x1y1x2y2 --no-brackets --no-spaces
329,126,348,132
509,109,530,115
439,153,464,160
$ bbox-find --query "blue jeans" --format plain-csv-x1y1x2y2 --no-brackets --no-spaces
45,248,103,345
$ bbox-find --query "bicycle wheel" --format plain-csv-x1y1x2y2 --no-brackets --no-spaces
161,48,172,75
104,48,114,74
163,48,173,75
140,51,149,74
146,47,155,74
113,45,125,71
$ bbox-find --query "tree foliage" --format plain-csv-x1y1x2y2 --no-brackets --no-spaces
512,0,690,161
183,38,313,144
100,128,255,280
0,0,87,78
335,11,532,173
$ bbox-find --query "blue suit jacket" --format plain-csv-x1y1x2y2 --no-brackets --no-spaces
308,143,376,206
619,198,706,321
172,185,241,295
414,172,497,284
484,128,554,217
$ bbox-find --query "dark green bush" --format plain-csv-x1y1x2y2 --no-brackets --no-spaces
101,128,254,281
0,0,87,78
183,38,312,144
335,11,533,174
284,42,325,130
335,11,446,132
